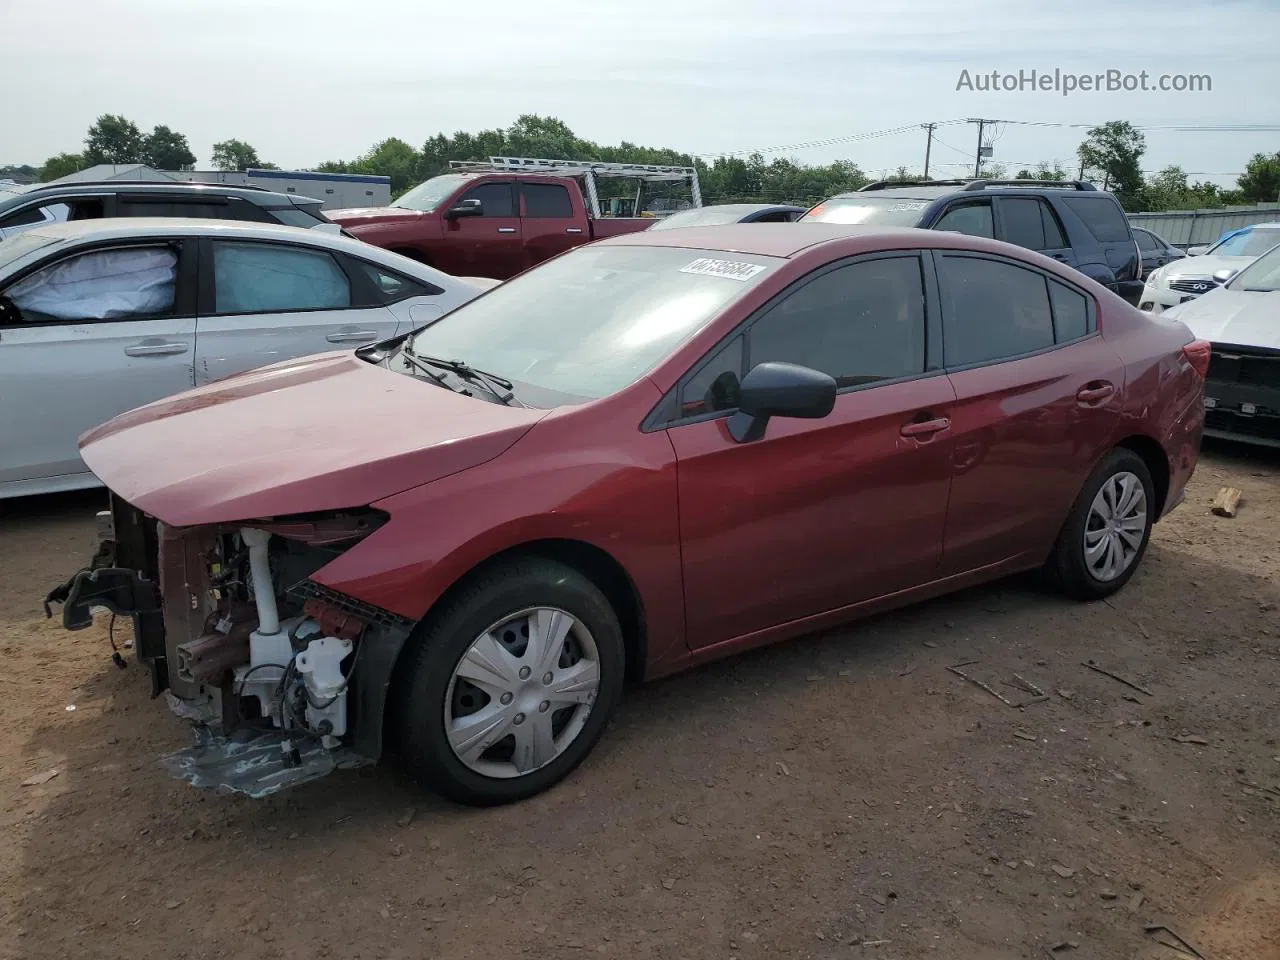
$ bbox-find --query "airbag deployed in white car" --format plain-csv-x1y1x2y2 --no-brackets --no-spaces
7,247,177,320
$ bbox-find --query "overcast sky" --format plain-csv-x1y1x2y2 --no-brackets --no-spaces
4,0,1277,186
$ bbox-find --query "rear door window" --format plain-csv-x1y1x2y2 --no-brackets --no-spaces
1061,196,1131,242
938,254,1054,366
997,198,1046,250
933,202,994,239
117,197,228,219
212,241,351,314
520,183,573,218
1134,229,1159,254
1048,279,1092,341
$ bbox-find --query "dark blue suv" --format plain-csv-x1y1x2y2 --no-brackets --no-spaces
802,179,1144,304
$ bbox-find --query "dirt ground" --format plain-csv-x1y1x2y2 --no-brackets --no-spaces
2,444,1279,960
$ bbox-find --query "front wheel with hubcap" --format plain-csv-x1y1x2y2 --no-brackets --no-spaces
1046,448,1156,601
395,558,625,806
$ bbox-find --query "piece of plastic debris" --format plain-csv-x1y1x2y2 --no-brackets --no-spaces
65,705,76,712
21,769,59,786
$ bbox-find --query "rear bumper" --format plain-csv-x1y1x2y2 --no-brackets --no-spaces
1202,349,1280,447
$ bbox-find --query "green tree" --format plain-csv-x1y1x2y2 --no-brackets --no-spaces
212,138,268,171
1015,162,1071,181
351,138,421,194
1140,165,1222,212
1236,152,1280,203
39,152,88,181
84,114,145,165
142,125,196,170
0,164,38,182
1076,121,1145,200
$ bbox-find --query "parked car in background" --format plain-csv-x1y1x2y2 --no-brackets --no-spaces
49,223,1205,807
0,181,341,241
1133,226,1184,276
1162,242,1280,447
1139,222,1280,314
801,178,1145,304
0,219,496,499
329,156,703,280
646,203,804,230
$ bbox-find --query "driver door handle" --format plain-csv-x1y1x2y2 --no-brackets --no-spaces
124,340,188,357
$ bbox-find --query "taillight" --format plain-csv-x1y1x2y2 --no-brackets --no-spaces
1135,240,1144,281
1182,339,1211,379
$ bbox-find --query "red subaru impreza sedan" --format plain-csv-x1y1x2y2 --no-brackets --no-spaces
49,224,1207,805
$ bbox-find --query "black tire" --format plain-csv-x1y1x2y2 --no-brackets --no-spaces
395,558,625,806
1046,448,1155,601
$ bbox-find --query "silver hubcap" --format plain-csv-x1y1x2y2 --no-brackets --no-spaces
444,607,600,779
1084,471,1147,582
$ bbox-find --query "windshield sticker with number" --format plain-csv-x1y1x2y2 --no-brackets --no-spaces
679,258,766,281
887,201,929,212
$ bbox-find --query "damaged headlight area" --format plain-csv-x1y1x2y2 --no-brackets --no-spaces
47,498,414,798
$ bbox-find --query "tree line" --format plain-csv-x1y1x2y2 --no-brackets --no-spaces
13,114,1280,215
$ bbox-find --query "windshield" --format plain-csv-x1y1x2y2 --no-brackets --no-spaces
649,206,759,230
1209,228,1280,258
801,196,933,226
0,230,61,268
393,175,468,213
404,244,781,402
1227,244,1280,293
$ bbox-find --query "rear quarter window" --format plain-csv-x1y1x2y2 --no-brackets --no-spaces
1060,196,1132,243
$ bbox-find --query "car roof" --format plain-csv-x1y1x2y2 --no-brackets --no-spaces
599,222,1001,258
11,217,461,284
0,180,319,207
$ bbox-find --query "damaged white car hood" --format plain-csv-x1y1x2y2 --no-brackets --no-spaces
1164,287,1280,349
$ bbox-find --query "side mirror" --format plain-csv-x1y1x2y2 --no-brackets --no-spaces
727,361,836,443
1187,245,1208,256
1212,268,1237,285
445,198,483,219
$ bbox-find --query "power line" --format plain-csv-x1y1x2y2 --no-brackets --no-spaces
696,119,968,159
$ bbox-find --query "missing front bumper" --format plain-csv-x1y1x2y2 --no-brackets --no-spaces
160,726,370,799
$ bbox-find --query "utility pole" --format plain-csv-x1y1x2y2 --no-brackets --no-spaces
969,118,987,178
921,123,936,179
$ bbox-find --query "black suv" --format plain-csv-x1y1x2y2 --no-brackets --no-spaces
802,179,1144,304
0,181,336,240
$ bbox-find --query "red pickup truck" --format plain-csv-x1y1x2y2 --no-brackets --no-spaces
328,158,703,280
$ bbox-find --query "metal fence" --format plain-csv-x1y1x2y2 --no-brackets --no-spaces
1128,202,1280,250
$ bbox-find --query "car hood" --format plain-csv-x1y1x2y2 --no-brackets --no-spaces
325,207,425,226
1163,288,1280,349
1160,254,1255,282
79,352,548,527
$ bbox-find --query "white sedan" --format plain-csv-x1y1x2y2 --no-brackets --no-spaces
1163,243,1280,447
1140,222,1280,314
0,218,498,499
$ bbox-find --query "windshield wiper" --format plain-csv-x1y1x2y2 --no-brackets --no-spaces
409,353,524,406
399,342,470,395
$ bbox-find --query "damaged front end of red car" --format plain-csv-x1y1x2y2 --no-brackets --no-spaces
46,495,417,798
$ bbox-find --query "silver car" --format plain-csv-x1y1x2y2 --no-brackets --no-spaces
0,218,497,499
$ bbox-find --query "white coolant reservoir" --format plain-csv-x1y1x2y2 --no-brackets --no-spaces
295,636,353,749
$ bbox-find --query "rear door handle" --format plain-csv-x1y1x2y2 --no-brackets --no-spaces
900,417,951,438
1076,382,1115,405
326,330,378,343
497,227,516,234
566,227,583,234
124,340,188,357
